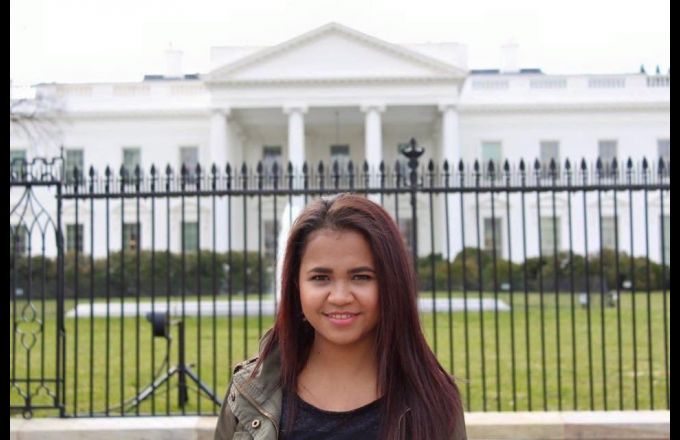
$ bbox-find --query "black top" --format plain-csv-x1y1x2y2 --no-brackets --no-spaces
280,388,383,440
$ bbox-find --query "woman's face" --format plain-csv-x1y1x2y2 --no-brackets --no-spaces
298,228,380,348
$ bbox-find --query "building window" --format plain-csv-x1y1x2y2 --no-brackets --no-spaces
540,141,561,178
598,140,618,176
264,219,279,258
661,215,670,265
182,222,199,252
658,139,670,166
539,216,561,255
179,146,199,182
122,147,141,182
330,145,350,175
10,225,27,256
601,216,619,250
484,217,503,256
65,148,84,183
122,223,141,251
398,217,414,253
481,141,503,180
66,224,84,253
262,146,282,176
10,149,27,179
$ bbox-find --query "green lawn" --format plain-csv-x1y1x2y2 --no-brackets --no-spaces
10,291,670,417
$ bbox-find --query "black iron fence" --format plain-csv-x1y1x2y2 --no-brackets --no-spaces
10,140,670,417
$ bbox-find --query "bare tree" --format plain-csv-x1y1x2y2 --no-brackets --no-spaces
10,83,65,149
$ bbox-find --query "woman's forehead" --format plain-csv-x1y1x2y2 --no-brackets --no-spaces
306,227,364,244
301,229,373,263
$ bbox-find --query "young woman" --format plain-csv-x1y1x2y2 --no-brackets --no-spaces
215,193,466,439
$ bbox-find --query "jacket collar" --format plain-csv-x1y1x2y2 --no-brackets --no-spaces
232,328,282,413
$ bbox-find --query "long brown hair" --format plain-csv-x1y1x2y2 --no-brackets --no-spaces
251,193,464,439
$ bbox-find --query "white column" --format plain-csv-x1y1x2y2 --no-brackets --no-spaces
284,105,307,174
208,108,231,253
440,104,460,167
361,104,385,203
209,108,232,168
277,105,308,304
439,104,462,261
361,104,385,170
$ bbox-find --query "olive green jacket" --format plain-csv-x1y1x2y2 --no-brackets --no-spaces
214,329,467,440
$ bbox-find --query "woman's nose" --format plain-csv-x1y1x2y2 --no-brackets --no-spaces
327,281,353,303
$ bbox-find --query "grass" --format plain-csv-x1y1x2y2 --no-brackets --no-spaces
10,290,670,417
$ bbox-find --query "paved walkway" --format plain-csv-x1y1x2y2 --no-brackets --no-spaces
67,297,511,318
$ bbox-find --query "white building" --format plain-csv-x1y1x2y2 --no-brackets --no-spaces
10,23,670,265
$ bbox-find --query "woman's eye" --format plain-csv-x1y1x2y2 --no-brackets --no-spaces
354,274,372,281
310,275,328,281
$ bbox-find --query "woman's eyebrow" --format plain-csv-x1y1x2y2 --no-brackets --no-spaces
307,266,376,274
307,267,333,274
348,266,376,274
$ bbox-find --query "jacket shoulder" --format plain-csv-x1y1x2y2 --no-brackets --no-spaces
231,327,275,376
232,356,259,375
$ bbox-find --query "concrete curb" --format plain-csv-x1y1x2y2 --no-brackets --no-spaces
10,411,670,439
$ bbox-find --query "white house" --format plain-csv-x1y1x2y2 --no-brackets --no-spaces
10,23,670,265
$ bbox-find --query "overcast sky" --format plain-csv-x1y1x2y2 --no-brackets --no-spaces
10,0,670,86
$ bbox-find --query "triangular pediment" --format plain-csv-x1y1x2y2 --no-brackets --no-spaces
208,23,466,82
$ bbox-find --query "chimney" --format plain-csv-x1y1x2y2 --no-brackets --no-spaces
500,40,519,73
165,47,183,78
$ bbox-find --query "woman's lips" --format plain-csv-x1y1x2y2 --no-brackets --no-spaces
324,313,359,326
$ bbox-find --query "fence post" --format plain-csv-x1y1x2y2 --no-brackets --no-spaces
402,137,424,272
